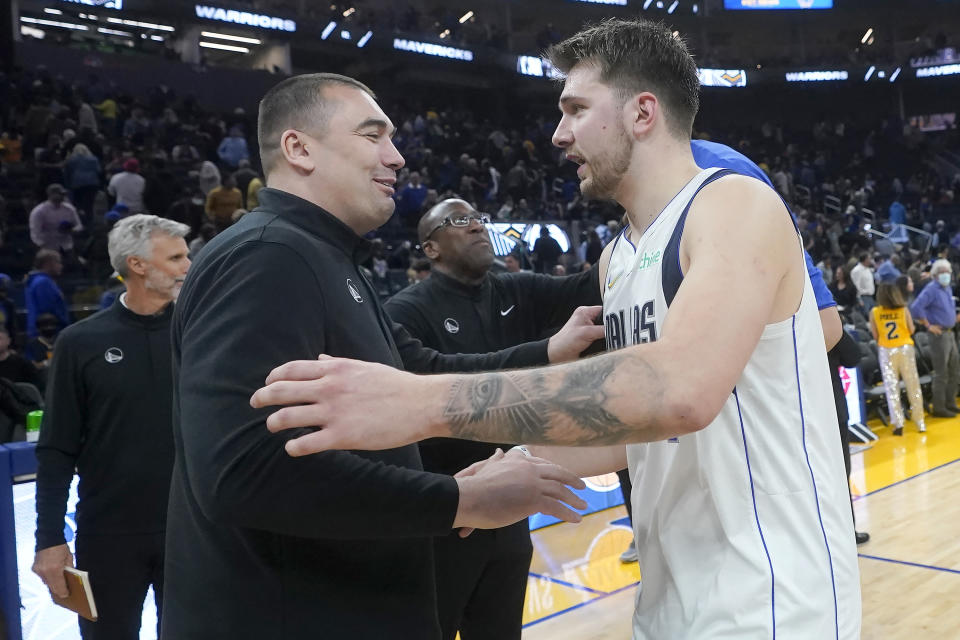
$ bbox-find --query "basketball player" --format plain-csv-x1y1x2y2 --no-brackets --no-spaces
251,19,862,638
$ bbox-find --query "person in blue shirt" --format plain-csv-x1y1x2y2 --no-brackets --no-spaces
888,197,906,226
24,250,71,338
217,127,250,169
910,258,960,417
888,197,908,243
691,139,842,350
876,254,902,283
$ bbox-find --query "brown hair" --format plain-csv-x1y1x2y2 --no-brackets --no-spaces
546,18,700,138
877,282,906,309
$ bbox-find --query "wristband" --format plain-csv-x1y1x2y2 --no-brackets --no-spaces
511,445,532,457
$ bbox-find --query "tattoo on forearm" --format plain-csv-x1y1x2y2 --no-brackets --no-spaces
444,354,661,446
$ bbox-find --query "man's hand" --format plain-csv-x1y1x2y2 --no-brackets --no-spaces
546,305,605,364
32,544,74,599
453,450,587,536
251,356,443,455
929,324,943,336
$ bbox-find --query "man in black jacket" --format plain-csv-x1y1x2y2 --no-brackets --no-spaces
32,214,190,639
385,198,601,640
163,73,597,640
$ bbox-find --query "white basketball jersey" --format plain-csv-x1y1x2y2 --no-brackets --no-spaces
603,168,861,639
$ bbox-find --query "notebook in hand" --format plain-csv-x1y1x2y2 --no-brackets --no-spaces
53,567,98,621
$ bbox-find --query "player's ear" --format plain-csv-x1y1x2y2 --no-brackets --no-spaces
625,92,657,140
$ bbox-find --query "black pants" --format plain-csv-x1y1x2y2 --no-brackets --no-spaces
74,532,164,640
433,520,532,640
617,468,633,524
70,185,100,220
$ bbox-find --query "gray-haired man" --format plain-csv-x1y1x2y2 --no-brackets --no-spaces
33,214,190,639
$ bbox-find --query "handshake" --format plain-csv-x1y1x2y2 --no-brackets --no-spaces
453,447,587,536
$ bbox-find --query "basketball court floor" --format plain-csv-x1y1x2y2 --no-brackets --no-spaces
519,415,960,639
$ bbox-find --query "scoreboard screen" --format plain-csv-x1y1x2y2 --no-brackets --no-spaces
724,0,833,9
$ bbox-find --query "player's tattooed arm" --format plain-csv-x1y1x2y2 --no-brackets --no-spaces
441,352,669,446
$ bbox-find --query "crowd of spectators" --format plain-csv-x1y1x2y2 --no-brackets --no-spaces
0,59,959,429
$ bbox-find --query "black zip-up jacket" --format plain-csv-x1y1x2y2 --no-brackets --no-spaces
162,188,548,640
35,300,175,550
385,266,602,476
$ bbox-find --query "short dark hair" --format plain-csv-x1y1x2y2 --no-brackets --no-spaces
546,18,700,138
257,73,375,176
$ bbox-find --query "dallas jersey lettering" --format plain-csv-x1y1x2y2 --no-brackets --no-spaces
871,306,913,349
603,168,861,639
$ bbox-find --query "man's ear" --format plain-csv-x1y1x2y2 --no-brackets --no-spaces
422,240,440,261
279,129,316,174
624,92,659,140
126,254,147,277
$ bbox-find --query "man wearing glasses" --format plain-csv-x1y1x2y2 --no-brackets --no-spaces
385,198,602,640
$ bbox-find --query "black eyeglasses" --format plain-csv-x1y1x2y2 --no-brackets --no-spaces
423,213,491,241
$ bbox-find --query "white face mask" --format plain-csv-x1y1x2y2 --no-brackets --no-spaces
938,272,952,287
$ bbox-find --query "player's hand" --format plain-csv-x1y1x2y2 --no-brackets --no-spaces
32,544,74,599
547,305,605,364
929,325,943,336
250,355,440,455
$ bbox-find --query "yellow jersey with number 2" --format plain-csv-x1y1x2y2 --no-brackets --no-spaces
872,306,913,348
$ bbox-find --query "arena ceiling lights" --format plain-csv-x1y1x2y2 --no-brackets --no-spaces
201,31,261,45
199,40,249,54
568,0,628,5
106,17,175,32
20,16,88,30
59,0,122,9
97,26,132,37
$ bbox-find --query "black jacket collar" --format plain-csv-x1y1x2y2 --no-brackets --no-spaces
428,268,491,299
256,188,373,264
112,297,174,329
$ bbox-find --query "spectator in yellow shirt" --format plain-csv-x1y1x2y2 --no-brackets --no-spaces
869,281,926,435
95,97,118,136
205,173,243,231
247,175,264,210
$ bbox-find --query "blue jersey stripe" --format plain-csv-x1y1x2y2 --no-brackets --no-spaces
661,169,735,307
792,316,840,639
733,388,776,638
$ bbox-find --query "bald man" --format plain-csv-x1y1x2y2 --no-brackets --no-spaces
384,199,603,640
